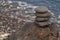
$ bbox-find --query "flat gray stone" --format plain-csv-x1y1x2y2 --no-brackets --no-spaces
35,6,48,13
35,21,51,27
36,12,51,18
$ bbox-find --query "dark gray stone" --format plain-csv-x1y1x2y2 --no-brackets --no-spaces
35,21,51,27
35,17,49,22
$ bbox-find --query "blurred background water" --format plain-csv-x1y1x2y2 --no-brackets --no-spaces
11,0,60,16
11,0,60,22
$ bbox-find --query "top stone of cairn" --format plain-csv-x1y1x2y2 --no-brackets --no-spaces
35,6,48,13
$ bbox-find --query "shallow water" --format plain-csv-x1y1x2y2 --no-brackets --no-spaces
12,0,60,16
11,0,60,22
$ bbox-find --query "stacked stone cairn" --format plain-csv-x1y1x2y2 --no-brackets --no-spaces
35,6,51,28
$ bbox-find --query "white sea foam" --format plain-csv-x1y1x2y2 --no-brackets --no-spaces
0,33,10,40
58,15,60,18
57,21,60,23
48,10,55,16
7,1,12,3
